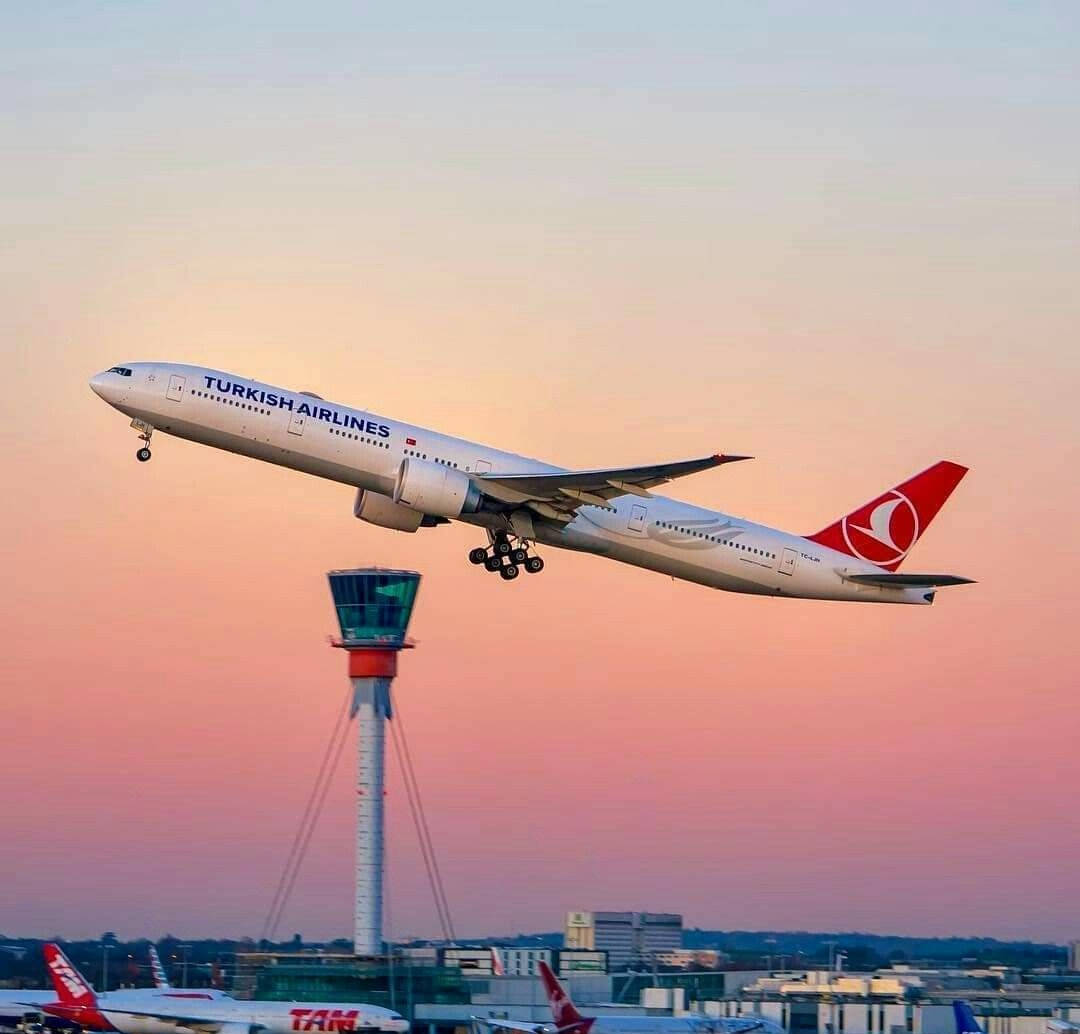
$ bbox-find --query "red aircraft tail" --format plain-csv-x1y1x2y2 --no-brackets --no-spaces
806,460,968,571
44,944,97,1006
537,962,590,1031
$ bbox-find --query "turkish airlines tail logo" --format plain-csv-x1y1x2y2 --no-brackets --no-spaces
806,460,968,571
537,962,589,1031
44,944,96,1005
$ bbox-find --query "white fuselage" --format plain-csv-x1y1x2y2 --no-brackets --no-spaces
94,991,407,1034
91,998,406,1034
89,363,933,605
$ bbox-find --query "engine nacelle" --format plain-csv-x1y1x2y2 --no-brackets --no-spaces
353,489,423,533
393,458,481,518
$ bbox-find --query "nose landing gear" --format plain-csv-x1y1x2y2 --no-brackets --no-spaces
132,419,154,462
467,532,545,581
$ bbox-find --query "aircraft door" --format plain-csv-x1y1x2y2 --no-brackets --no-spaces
475,459,492,473
166,374,186,401
628,504,647,533
287,411,306,436
779,547,797,576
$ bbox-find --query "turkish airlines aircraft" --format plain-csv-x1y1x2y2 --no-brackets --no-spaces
40,944,408,1034
474,961,782,1034
89,363,972,604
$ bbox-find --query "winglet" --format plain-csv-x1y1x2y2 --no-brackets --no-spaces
716,454,753,464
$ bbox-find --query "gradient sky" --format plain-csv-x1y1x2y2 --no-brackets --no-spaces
2,2,1078,945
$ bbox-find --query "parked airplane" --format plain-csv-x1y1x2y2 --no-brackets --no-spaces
40,944,408,1034
90,363,972,603
474,961,782,1034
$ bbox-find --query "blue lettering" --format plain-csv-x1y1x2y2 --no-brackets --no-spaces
318,407,332,422
280,396,294,411
297,402,311,416
231,384,245,398
331,411,343,426
203,375,215,389
267,393,279,408
246,387,259,401
378,425,390,438
216,379,230,393
348,416,363,431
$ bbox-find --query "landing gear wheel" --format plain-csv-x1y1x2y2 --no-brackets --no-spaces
136,447,152,462
468,547,489,565
492,537,512,557
484,555,503,572
500,564,520,580
524,556,544,574
510,547,528,565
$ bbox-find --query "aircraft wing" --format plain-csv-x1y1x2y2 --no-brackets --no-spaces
476,454,750,520
471,1019,554,1034
103,1007,258,1034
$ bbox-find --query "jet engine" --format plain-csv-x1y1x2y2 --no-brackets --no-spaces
353,489,424,532
393,458,482,518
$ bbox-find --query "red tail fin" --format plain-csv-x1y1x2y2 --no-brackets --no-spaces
537,961,588,1030
806,460,968,571
44,944,96,1006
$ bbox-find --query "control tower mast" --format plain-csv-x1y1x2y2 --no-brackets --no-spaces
327,568,420,957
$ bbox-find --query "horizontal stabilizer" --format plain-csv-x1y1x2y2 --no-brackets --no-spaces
844,573,975,588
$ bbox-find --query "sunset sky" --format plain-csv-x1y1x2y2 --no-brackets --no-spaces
2,3,1078,944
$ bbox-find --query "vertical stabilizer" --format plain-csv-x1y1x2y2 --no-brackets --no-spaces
537,962,590,1031
43,944,96,1006
149,945,171,990
806,460,968,571
953,1002,984,1034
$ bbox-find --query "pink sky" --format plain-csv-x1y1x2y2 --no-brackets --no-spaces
2,4,1078,944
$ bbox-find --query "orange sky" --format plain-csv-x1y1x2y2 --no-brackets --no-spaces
2,4,1078,943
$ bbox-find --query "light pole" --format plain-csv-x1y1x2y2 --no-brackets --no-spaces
179,944,191,987
101,944,114,992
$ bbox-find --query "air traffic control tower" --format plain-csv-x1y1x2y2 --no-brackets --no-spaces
328,568,420,957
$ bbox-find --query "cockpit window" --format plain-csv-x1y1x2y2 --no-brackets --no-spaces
107,366,133,376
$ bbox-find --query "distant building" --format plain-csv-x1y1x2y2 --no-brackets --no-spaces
430,947,606,977
565,912,683,971
1070,942,1080,972
653,949,728,970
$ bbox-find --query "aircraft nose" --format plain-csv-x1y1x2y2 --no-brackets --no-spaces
89,371,108,398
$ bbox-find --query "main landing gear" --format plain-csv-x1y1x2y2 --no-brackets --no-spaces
468,533,545,581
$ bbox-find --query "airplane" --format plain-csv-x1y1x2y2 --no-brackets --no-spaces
89,363,972,603
473,960,783,1034
40,943,408,1034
